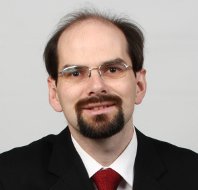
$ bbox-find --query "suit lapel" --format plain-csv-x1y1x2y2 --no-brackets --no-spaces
47,127,168,190
48,128,94,190
133,129,167,190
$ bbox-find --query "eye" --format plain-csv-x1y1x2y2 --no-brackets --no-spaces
71,70,80,77
67,68,83,78
100,62,129,79
109,67,119,73
61,66,88,79
104,63,125,74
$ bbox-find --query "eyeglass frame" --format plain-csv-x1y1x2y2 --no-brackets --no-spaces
58,58,133,80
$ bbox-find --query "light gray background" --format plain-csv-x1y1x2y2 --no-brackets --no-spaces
0,0,197,153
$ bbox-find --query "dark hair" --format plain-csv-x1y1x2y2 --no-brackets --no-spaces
43,9,144,83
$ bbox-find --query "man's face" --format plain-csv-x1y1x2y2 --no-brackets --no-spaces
48,19,146,139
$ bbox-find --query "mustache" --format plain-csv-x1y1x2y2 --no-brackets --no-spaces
75,94,122,111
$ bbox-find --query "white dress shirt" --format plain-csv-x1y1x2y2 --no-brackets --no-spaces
71,129,137,190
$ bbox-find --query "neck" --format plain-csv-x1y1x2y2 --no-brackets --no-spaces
69,121,134,166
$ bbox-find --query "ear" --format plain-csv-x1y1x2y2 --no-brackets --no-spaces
135,69,147,105
47,77,63,112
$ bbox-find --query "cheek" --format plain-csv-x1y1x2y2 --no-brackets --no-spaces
106,75,137,107
57,82,83,106
123,86,136,109
115,80,137,118
57,84,83,123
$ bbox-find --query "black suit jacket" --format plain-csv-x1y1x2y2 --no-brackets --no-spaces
0,127,198,190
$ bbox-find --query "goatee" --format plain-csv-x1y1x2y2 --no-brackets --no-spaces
75,94,124,139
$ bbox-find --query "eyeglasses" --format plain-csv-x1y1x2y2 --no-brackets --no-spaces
58,58,132,83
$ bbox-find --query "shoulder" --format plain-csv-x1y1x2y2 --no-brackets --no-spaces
135,129,198,189
0,129,68,181
152,137,198,188
0,128,73,189
147,134,198,165
136,128,198,163
0,129,69,189
136,129,198,181
0,128,70,164
0,133,56,171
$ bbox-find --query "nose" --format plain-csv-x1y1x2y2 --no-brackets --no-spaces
88,67,101,78
86,70,107,96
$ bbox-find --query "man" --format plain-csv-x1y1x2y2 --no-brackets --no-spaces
0,9,197,190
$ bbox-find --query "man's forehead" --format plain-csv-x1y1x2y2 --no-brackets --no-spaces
56,18,130,68
58,18,123,43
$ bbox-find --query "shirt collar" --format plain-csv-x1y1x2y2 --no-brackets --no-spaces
71,129,137,187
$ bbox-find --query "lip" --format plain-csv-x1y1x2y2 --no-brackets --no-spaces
82,102,115,109
81,102,116,115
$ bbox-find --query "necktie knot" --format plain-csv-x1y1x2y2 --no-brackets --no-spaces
92,168,122,190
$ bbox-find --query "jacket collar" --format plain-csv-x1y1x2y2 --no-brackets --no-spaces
48,127,168,190
48,127,94,190
133,128,167,190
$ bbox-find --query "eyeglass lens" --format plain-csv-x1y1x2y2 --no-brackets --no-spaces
60,62,130,83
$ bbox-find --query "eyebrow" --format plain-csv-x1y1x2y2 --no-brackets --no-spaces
61,58,127,70
102,58,126,65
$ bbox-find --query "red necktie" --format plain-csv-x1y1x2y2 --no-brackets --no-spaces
92,168,122,190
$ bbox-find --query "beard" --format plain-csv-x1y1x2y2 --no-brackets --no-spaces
75,94,124,139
